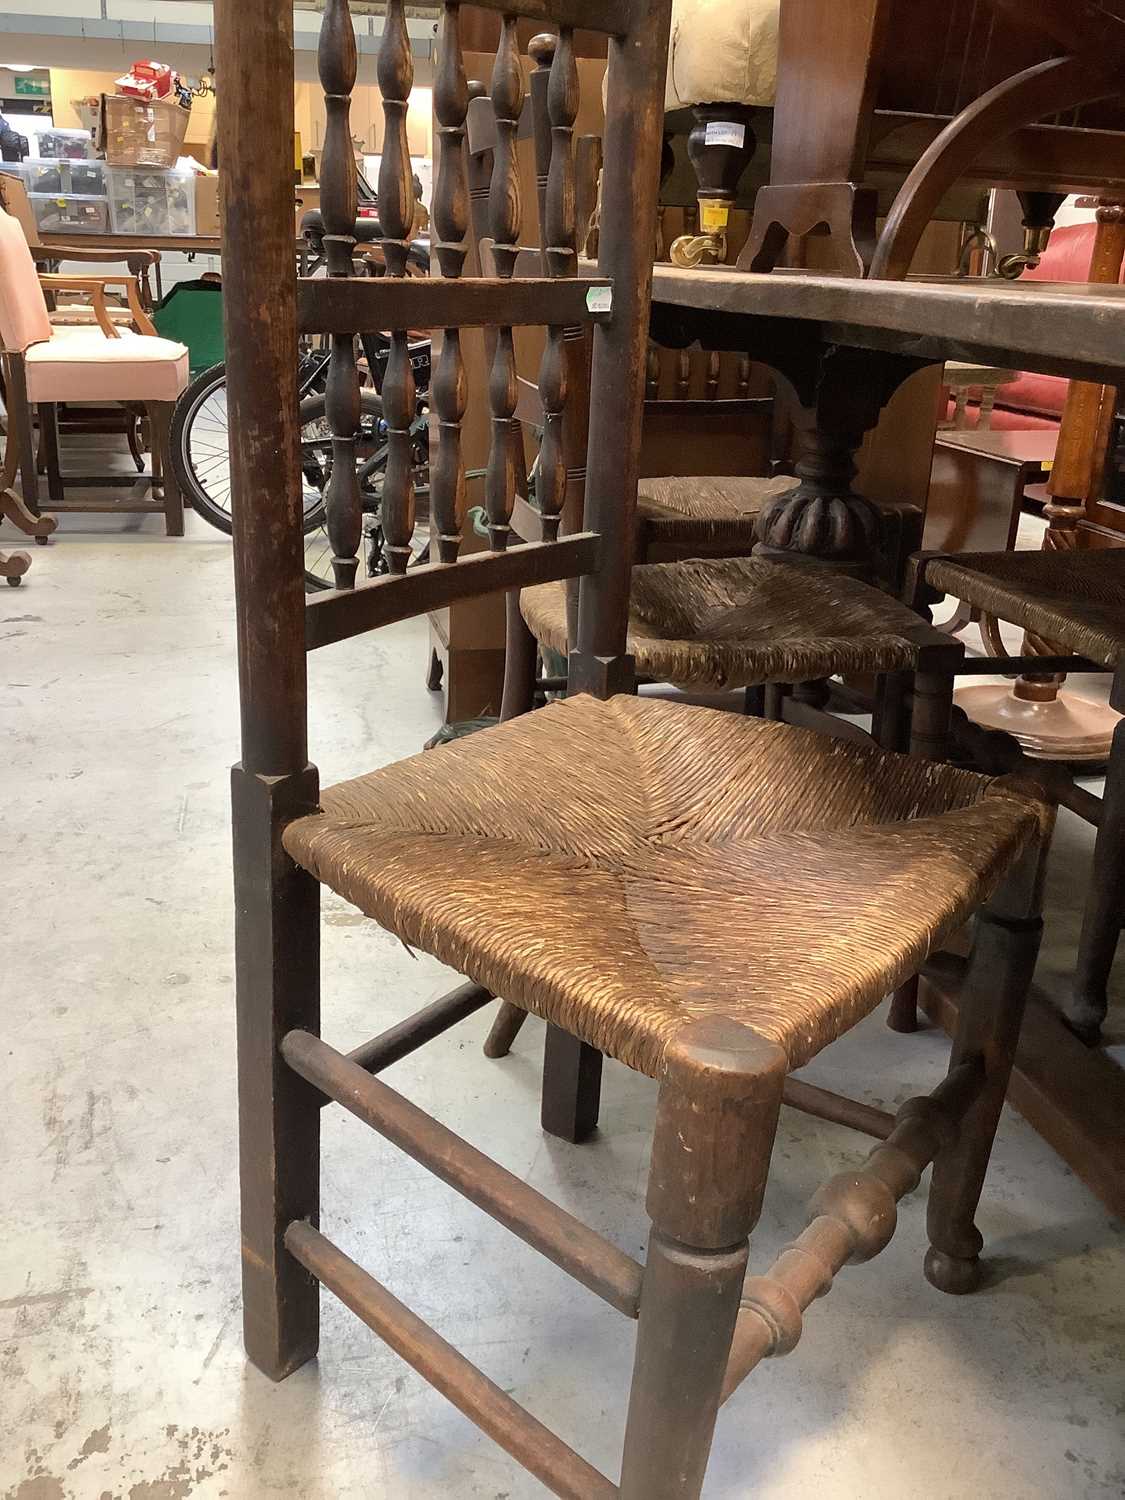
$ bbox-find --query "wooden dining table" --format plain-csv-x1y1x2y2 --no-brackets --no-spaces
649,263,1125,1219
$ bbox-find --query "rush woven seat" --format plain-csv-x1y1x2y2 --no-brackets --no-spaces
636,473,792,555
927,548,1125,667
284,695,1043,1077
520,555,942,690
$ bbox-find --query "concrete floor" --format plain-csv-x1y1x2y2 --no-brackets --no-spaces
2,509,1124,1500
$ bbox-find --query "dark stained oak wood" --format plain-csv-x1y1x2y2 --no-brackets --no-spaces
621,1022,786,1499
922,956,1125,1221
431,4,471,564
284,1223,619,1500
282,1030,644,1316
452,0,630,34
304,533,601,649
650,265,1125,387
298,274,612,333
320,0,363,589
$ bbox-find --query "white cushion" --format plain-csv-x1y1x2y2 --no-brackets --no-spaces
25,327,189,403
665,0,780,110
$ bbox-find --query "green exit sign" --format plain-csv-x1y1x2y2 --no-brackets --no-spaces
14,75,51,98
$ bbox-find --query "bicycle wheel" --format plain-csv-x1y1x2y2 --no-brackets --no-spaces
170,363,381,536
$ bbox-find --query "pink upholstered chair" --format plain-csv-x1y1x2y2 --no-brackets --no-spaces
0,208,189,537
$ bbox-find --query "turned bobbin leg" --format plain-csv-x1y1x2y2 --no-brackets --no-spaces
620,1021,787,1499
926,848,1045,1294
1067,696,1125,1043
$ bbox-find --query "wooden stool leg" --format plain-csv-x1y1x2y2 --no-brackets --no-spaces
8,357,39,516
908,666,955,761
500,591,538,721
887,976,920,1034
1068,714,1125,1042
40,403,64,504
232,765,322,1379
150,403,185,536
872,670,910,752
889,662,957,1034
620,1021,786,1500
483,1000,529,1058
926,850,1044,1294
743,684,766,717
541,1023,603,1143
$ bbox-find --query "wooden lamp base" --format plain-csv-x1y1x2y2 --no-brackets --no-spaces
954,682,1120,762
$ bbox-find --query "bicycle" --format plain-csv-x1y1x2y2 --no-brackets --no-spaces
170,216,432,590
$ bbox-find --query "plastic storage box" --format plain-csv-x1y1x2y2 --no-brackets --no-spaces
108,167,195,237
28,194,110,235
20,158,108,197
33,128,92,161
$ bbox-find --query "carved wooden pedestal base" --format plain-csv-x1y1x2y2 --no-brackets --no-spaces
954,682,1120,763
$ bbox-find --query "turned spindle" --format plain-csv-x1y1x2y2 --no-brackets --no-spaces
430,4,471,564
319,0,362,590
483,16,524,551
376,0,418,575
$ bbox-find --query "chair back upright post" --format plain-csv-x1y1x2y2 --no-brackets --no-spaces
571,1,673,695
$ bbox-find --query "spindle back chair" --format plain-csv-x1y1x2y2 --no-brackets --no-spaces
220,1,1055,1495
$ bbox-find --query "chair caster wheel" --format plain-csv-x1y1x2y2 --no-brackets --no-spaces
6,574,21,587
35,534,50,546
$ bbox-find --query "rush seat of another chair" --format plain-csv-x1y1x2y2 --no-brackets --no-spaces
0,208,188,536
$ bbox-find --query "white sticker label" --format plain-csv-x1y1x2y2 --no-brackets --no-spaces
704,121,746,149
586,285,612,315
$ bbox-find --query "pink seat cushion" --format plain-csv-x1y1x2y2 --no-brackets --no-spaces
25,328,189,403
943,397,1058,432
0,207,51,351
993,370,1067,419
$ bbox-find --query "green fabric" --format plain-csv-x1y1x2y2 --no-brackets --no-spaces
153,281,225,378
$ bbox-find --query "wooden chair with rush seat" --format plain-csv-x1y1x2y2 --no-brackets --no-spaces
221,0,1055,1493
0,209,188,537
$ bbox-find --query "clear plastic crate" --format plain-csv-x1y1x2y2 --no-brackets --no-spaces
107,166,195,238
28,193,110,236
32,127,92,161
20,158,107,198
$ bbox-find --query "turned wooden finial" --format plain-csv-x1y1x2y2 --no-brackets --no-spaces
528,32,557,68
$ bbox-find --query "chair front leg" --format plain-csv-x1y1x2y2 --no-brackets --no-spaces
889,648,959,1034
232,764,322,1380
621,1020,786,1500
148,402,184,536
1067,707,1125,1042
6,355,39,515
39,404,64,504
925,844,1045,1293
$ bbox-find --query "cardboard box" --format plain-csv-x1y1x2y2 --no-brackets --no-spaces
100,94,189,168
194,175,220,238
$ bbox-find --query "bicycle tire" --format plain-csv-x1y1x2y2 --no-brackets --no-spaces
171,363,382,536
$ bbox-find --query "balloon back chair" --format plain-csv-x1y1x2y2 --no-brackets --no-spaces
220,0,1054,1494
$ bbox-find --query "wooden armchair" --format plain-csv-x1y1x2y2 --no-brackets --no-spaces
0,169,160,320
220,4,1056,1495
0,209,188,536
